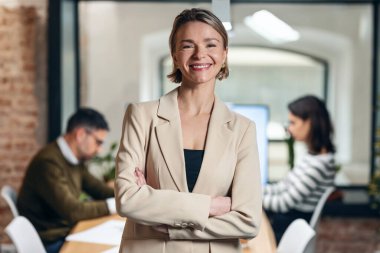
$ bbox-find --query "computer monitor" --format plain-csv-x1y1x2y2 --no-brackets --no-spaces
228,104,269,186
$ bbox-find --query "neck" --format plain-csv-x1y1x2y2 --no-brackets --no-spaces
177,85,215,116
319,147,328,154
63,134,80,160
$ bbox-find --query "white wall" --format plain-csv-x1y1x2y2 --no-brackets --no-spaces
80,3,194,144
80,2,373,185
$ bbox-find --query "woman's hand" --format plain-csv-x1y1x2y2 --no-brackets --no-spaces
134,168,146,186
209,196,231,216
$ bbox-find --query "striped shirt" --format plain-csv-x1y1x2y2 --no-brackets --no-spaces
263,153,335,213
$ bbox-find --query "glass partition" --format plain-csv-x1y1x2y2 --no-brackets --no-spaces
162,47,326,181
79,2,373,186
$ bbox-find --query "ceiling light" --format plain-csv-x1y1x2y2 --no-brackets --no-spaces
244,10,300,44
223,22,232,31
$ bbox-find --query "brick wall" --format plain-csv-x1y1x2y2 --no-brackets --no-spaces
0,1,47,244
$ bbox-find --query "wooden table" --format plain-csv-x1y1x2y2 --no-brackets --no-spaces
59,215,257,253
60,214,125,253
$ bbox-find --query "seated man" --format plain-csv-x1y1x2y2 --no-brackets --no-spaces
17,108,116,253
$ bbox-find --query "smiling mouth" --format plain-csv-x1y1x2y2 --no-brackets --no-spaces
190,64,211,70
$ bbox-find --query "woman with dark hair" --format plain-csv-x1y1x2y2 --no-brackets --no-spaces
288,95,335,154
115,8,262,253
263,95,336,243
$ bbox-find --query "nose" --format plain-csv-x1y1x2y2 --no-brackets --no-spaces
287,126,295,138
193,46,206,59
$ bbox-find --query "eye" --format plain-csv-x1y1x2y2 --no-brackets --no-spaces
181,44,193,49
207,43,217,48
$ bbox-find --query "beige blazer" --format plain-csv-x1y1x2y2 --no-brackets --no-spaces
115,88,262,253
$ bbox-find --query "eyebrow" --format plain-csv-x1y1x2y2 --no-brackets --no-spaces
179,38,221,43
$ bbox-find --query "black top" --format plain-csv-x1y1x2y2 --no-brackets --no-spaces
184,149,205,192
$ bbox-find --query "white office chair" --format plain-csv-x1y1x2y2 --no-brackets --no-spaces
5,216,46,253
277,218,316,253
309,186,335,230
1,185,19,217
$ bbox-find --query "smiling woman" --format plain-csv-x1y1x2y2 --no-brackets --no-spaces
167,10,229,85
172,21,226,90
114,8,262,253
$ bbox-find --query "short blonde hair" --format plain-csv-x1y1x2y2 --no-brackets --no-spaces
167,8,229,83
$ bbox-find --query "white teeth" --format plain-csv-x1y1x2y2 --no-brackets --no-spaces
192,64,209,69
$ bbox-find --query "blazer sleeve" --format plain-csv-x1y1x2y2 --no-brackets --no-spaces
115,104,211,230
168,122,262,240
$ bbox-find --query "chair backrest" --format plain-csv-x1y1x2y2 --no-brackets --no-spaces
309,186,335,230
5,216,46,253
1,185,19,217
277,218,316,253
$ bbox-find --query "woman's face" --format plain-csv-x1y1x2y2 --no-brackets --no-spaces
287,112,311,142
172,21,227,87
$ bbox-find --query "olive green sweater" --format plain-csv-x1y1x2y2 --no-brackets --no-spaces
17,141,114,243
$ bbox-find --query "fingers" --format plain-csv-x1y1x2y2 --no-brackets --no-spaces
225,196,232,211
209,196,231,216
134,168,147,186
209,196,232,216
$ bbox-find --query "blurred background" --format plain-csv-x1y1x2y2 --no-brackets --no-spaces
0,0,379,252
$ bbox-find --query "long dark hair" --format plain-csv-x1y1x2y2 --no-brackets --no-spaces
288,95,335,154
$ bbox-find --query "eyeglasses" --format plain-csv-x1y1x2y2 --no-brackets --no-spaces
85,129,104,146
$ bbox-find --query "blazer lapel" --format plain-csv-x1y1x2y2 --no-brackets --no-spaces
192,96,234,193
155,88,188,192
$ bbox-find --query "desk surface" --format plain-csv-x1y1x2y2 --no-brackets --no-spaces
60,214,124,253
60,215,258,253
